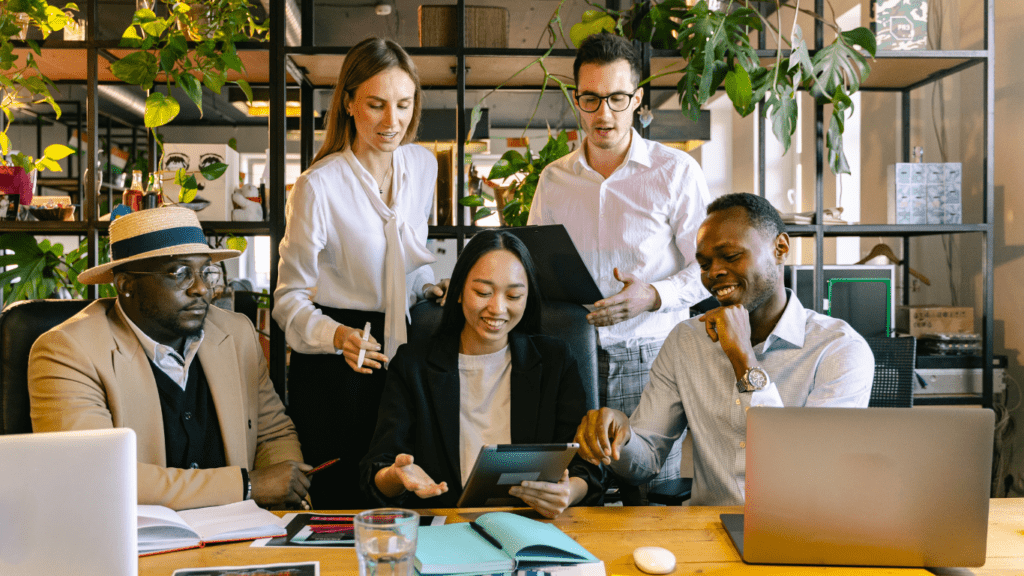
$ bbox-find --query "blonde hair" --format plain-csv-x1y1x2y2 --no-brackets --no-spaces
312,38,423,166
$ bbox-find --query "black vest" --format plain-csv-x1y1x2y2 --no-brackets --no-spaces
149,357,227,470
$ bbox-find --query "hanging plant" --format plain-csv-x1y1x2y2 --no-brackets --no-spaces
1,0,78,173
590,0,876,175
110,0,268,128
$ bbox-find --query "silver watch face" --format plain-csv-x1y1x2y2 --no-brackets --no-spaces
747,367,769,390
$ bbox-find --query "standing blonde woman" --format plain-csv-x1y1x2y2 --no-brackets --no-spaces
274,37,446,509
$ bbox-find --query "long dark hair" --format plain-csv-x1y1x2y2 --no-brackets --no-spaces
312,37,423,166
438,230,543,336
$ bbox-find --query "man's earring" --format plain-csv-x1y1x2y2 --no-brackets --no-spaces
124,292,130,298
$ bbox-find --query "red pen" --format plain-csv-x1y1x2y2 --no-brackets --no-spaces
306,458,340,476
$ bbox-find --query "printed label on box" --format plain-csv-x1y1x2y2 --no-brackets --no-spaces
873,0,928,51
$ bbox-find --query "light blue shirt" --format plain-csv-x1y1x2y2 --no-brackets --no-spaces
612,289,874,505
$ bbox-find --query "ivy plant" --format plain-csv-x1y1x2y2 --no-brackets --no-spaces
603,0,876,175
459,130,572,226
1,0,78,172
110,0,267,128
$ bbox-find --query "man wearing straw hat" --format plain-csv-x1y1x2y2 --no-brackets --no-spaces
28,206,312,511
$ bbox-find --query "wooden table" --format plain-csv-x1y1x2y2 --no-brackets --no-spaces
140,499,1024,576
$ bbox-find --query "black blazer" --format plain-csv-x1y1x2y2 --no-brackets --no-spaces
359,331,604,508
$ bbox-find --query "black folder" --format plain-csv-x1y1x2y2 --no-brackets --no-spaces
503,224,603,305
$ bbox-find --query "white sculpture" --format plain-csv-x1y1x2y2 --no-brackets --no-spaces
231,184,263,221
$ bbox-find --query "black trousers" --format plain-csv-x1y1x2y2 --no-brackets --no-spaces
286,307,386,510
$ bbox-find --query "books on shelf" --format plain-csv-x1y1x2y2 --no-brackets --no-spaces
138,499,285,556
415,511,599,575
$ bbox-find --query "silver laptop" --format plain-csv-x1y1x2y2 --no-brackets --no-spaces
0,428,138,576
722,407,993,568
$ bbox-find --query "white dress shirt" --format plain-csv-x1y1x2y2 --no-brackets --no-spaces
611,290,874,505
528,129,712,349
274,144,437,357
116,299,203,390
458,346,513,487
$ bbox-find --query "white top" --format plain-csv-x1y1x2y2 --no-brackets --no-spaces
273,144,437,358
528,129,712,349
458,346,513,487
116,299,202,390
612,290,874,505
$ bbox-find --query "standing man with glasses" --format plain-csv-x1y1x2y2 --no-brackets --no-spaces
29,207,312,511
528,32,711,503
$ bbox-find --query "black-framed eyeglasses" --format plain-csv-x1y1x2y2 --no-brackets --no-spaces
124,264,222,291
574,89,639,113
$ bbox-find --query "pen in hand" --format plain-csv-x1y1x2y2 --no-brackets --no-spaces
305,458,340,476
356,321,372,368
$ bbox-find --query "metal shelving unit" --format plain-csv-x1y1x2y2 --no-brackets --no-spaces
6,0,990,404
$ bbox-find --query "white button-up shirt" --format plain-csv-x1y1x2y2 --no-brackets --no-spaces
273,145,437,356
528,129,711,349
116,299,203,390
611,290,874,505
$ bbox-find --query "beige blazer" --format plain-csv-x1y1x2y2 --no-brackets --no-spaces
28,299,304,511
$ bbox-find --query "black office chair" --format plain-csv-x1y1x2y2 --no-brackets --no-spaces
408,299,600,410
865,336,916,408
0,299,92,435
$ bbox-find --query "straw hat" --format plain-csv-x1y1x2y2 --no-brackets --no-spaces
78,206,240,285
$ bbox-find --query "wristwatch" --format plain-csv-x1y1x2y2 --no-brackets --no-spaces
736,366,770,393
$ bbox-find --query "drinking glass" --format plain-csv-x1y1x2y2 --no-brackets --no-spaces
354,508,419,576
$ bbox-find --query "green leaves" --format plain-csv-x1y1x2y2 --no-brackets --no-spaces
111,51,159,89
0,235,112,305
199,161,228,181
459,131,573,226
175,167,198,202
145,91,180,128
105,0,268,139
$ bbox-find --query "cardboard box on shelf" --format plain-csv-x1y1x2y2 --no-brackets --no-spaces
418,5,509,48
896,306,974,338
161,144,239,221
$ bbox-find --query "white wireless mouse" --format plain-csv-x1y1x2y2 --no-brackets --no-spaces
633,546,676,574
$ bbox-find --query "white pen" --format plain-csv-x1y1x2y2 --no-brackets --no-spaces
356,321,372,368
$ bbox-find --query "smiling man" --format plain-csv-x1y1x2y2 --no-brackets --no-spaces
574,193,874,506
528,32,711,502
29,207,311,511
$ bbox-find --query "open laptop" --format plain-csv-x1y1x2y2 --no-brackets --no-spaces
0,428,138,576
722,407,993,568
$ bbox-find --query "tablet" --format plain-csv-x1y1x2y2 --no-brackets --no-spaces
456,443,579,507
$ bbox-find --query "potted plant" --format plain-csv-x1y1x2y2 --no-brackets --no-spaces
0,233,114,305
460,130,574,226
1,0,79,208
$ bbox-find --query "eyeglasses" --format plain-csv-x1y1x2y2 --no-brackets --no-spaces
574,89,639,113
124,264,222,291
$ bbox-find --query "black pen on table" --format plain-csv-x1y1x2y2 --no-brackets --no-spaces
470,521,503,550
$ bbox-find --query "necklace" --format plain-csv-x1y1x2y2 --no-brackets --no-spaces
378,161,394,195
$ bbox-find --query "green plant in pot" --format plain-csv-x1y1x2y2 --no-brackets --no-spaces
460,130,573,226
1,0,79,206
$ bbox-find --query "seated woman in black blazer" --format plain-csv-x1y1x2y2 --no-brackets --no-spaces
360,230,603,517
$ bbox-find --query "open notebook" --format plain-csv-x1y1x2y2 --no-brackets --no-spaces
416,511,598,574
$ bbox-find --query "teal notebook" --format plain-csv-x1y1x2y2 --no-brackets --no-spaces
415,512,598,575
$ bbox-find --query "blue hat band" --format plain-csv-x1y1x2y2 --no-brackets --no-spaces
110,226,207,260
